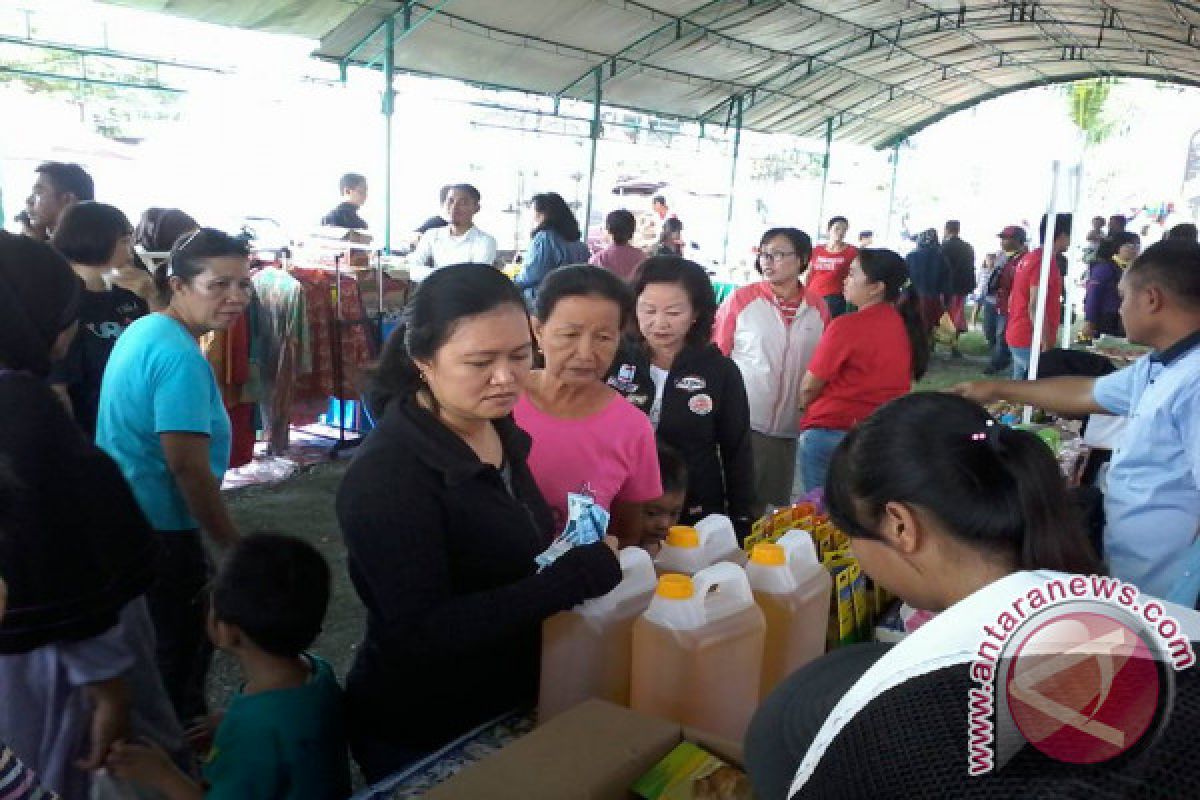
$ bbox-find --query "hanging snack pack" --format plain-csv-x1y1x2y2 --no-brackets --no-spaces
536,491,610,570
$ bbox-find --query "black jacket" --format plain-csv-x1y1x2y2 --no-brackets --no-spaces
337,397,621,750
606,341,755,540
320,202,368,230
0,371,158,653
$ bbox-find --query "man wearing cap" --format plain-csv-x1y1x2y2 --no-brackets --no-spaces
982,225,1028,375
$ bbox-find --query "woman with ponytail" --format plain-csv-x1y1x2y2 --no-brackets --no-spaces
337,264,621,782
747,393,1110,799
795,248,929,493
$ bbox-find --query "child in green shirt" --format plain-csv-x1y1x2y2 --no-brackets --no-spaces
108,534,351,799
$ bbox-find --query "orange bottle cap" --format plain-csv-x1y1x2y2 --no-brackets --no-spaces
751,543,786,566
656,573,695,599
666,526,699,548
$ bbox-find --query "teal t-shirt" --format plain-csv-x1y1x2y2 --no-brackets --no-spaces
96,313,231,531
203,654,352,800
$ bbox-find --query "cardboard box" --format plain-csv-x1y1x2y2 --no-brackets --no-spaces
425,700,744,799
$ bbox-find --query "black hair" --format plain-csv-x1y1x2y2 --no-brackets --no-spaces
210,533,331,658
759,227,813,269
1168,222,1198,243
35,162,94,202
1128,239,1200,310
858,248,929,380
606,209,637,245
661,217,683,236
632,256,716,345
1108,214,1127,228
531,192,582,242
339,173,367,194
825,393,1101,577
0,232,82,377
828,216,848,229
535,264,634,330
858,230,873,239
657,440,688,495
368,263,528,417
447,183,481,204
134,208,199,254
153,227,249,302
945,219,961,235
652,195,667,207
1038,212,1073,244
51,202,132,267
438,184,453,204
1094,232,1141,263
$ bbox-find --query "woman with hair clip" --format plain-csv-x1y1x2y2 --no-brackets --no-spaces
513,192,591,305
0,232,181,798
607,256,755,541
96,228,250,727
337,264,621,782
795,249,930,493
746,393,1115,799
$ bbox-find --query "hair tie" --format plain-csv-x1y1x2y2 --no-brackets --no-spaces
970,419,1004,448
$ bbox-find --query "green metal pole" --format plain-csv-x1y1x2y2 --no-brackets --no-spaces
383,16,395,254
722,94,743,266
885,144,900,243
817,117,833,232
583,67,602,242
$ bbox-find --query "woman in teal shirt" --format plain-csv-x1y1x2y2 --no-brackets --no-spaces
97,228,251,725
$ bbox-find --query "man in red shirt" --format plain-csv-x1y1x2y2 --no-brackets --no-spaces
808,215,858,318
1006,213,1071,379
983,225,1028,375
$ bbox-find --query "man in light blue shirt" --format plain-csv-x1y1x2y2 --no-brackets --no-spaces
955,239,1200,602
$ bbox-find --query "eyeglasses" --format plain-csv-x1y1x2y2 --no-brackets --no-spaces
759,251,796,262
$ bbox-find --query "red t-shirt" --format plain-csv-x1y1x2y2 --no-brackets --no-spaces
1005,248,1062,349
807,244,858,298
801,303,912,431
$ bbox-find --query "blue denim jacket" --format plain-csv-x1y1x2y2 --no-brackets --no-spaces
514,231,591,305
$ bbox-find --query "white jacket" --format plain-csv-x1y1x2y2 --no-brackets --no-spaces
714,282,829,437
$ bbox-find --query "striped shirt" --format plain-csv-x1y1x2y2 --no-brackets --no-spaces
0,746,56,800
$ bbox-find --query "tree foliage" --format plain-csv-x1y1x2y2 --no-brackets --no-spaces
1065,79,1116,146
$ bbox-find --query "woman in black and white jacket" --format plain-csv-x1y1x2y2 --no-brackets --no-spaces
607,256,755,542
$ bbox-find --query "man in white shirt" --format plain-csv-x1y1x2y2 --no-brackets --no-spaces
408,184,498,281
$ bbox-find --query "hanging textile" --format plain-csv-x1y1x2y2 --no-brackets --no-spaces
253,268,312,455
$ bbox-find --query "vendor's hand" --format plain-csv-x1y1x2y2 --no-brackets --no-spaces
77,677,129,771
946,380,1001,405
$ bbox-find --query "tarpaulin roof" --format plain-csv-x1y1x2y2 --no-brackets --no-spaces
105,1,1200,147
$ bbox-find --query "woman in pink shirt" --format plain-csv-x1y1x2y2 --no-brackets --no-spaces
515,266,662,547
589,210,645,281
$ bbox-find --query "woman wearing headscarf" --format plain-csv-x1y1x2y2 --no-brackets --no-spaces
904,229,950,337
0,232,182,798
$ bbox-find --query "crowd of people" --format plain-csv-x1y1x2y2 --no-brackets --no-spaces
1,159,1198,798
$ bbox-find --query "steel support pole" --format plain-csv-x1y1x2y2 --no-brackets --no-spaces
382,16,395,254
722,94,743,266
817,118,833,232
885,144,900,243
583,68,602,241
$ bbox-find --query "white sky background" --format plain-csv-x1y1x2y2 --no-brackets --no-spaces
2,0,1199,277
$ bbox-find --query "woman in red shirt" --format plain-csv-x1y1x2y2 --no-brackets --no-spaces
795,249,930,493
808,216,857,318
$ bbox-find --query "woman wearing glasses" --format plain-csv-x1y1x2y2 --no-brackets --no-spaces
96,228,250,726
714,228,830,512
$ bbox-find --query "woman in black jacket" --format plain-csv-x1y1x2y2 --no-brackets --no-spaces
607,256,755,541
337,263,622,784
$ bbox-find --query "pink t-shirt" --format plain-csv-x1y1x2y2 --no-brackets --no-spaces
589,244,646,281
514,392,663,533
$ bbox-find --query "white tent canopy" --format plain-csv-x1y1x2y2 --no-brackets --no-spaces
104,1,1200,147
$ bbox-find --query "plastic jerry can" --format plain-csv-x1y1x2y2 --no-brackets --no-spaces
538,546,658,722
653,514,744,576
631,561,766,743
746,530,833,699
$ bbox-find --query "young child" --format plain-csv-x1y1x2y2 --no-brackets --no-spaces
107,534,351,799
638,442,688,555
